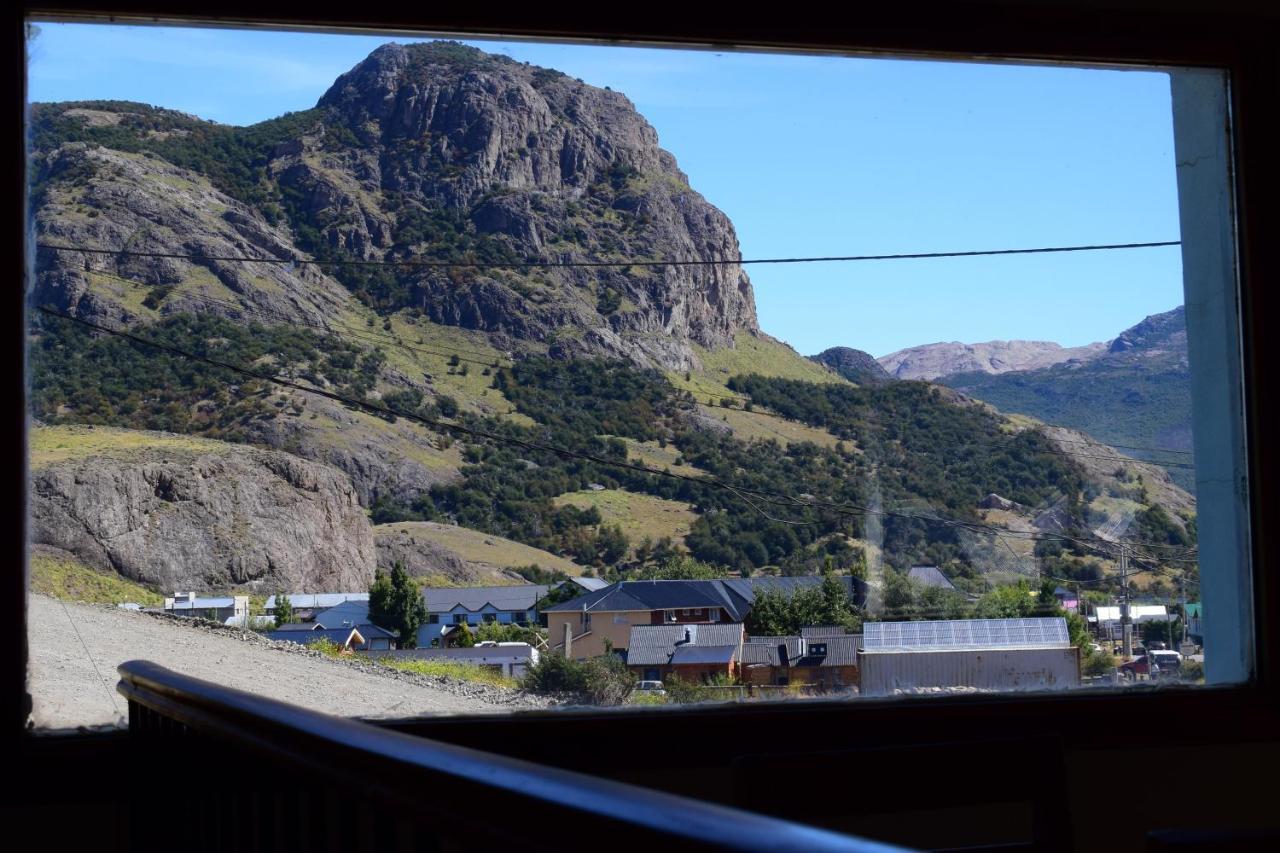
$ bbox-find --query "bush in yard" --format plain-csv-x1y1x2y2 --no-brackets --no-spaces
520,645,634,705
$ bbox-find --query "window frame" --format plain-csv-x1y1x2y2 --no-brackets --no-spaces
10,2,1279,766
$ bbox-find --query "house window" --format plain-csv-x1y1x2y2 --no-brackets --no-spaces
664,610,676,623
483,614,497,623
428,614,439,624
453,614,467,625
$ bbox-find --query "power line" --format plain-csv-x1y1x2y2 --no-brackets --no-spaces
72,270,1200,477
36,239,1183,270
34,306,1198,561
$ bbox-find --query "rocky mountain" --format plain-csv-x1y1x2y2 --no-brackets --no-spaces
30,425,375,593
30,40,758,373
940,306,1192,488
878,339,1109,381
25,42,1196,600
809,346,893,385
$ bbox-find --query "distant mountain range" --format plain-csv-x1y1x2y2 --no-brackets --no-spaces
935,307,1193,489
878,338,1110,381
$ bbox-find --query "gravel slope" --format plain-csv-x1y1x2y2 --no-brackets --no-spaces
27,594,537,730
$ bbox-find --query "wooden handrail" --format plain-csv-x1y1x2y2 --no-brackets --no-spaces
117,660,908,852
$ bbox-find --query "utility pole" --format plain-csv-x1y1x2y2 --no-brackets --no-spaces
1120,546,1133,661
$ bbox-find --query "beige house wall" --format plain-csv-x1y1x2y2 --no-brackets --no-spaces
547,609,651,659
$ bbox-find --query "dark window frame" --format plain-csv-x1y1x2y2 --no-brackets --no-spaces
10,2,1279,770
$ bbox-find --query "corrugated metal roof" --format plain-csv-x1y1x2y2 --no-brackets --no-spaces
863,618,1069,652
567,577,609,592
670,645,737,665
421,585,548,614
801,625,852,638
265,593,369,609
274,623,321,632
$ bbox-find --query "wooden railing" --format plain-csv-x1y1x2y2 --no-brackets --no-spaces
117,660,908,852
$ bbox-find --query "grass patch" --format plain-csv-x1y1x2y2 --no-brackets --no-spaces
29,549,163,605
615,436,708,478
374,521,587,576
377,656,518,689
671,331,846,403
30,424,227,468
697,405,845,449
552,489,696,550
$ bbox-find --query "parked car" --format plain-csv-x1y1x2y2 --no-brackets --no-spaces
1120,650,1183,680
634,680,666,695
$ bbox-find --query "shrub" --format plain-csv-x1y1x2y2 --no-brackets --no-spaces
520,648,634,705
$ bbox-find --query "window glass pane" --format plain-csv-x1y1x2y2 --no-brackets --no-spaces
23,20,1249,730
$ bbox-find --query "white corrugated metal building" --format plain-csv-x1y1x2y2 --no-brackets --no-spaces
859,617,1080,697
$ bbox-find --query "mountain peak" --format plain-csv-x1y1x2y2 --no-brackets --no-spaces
877,339,1109,381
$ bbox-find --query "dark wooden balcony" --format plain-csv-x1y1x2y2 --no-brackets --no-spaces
115,659,908,852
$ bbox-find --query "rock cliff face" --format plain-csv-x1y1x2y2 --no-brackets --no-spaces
282,41,759,369
877,338,1109,381
810,346,893,385
30,143,353,329
30,434,376,593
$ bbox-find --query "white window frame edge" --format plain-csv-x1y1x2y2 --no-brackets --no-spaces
1170,69,1254,685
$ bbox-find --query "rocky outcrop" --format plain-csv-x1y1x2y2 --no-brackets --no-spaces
374,527,488,585
878,339,1109,381
810,346,892,385
30,436,376,593
31,143,355,329
277,41,759,369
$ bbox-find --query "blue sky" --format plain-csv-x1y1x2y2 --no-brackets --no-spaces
25,23,1185,357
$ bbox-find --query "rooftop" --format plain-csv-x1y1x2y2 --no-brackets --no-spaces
907,566,955,590
421,585,549,614
544,576,863,621
626,623,745,666
862,617,1070,652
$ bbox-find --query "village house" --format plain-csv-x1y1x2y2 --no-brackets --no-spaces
740,626,861,689
164,592,249,624
265,625,369,653
264,593,370,623
417,585,549,648
268,616,397,651
544,576,864,660
626,623,745,683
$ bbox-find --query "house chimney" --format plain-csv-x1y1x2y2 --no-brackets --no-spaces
563,621,573,658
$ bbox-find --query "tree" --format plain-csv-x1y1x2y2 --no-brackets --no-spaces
454,621,476,648
635,555,722,580
369,562,428,649
273,592,294,628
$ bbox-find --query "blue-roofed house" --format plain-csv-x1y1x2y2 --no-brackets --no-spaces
417,585,550,648
264,593,370,623
265,626,368,652
303,600,398,651
543,576,865,660
626,623,745,683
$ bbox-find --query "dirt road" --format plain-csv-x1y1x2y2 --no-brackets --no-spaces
27,595,528,730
